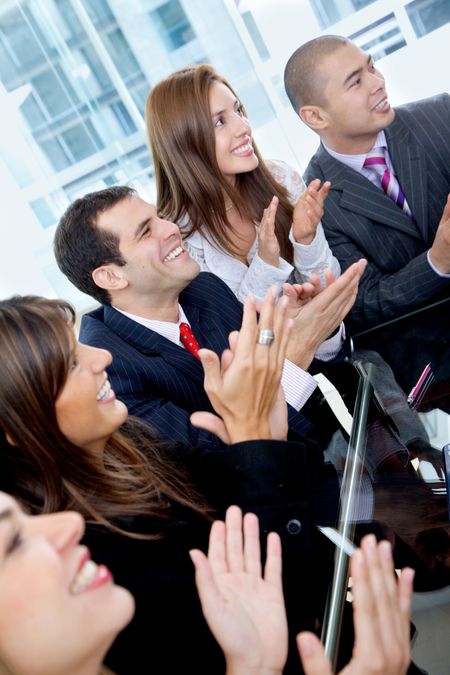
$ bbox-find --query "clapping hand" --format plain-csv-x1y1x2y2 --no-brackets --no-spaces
281,271,335,318
293,179,331,244
285,259,367,370
297,535,413,675
190,506,288,675
191,287,291,444
258,196,281,267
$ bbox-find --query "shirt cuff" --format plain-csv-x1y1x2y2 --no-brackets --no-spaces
289,223,328,265
241,254,293,300
315,323,345,361
281,359,318,411
427,250,450,278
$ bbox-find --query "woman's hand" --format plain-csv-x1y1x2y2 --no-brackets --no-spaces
258,196,281,267
297,535,414,675
293,179,330,244
281,272,331,318
190,287,291,444
190,506,288,675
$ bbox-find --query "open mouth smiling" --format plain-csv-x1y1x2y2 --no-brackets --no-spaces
163,245,184,262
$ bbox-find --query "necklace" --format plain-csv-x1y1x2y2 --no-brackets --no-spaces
225,203,235,212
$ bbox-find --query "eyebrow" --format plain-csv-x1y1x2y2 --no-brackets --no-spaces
211,97,240,118
343,55,372,86
134,217,152,241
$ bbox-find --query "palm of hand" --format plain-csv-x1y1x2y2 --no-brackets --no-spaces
207,570,288,670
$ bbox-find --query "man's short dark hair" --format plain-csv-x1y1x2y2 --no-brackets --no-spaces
54,185,135,305
284,35,349,113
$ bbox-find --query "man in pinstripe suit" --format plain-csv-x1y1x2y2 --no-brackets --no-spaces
54,185,367,454
284,35,450,394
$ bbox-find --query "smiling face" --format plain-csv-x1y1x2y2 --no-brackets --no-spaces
55,337,128,454
0,492,134,675
209,81,259,184
94,196,200,316
313,42,395,153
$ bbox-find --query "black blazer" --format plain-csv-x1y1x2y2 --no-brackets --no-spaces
80,272,317,448
82,437,339,675
304,94,450,390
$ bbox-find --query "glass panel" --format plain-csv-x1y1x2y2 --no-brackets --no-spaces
151,0,196,52
406,0,450,38
310,0,377,30
349,13,406,60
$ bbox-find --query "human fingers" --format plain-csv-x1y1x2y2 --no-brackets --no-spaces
307,274,324,293
306,178,321,193
198,348,222,395
190,548,222,610
378,541,414,641
205,519,228,576
317,180,331,201
363,538,412,674
349,544,383,653
265,196,279,238
225,505,245,573
439,193,450,226
397,567,414,634
190,411,231,444
243,511,262,577
264,531,283,589
255,286,278,353
296,633,333,675
323,270,335,287
272,295,291,370
228,331,239,352
234,294,258,359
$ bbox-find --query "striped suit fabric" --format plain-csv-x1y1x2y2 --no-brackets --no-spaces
304,93,450,390
80,271,315,451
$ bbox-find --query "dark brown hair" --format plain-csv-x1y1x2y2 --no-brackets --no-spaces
0,296,209,538
54,186,134,305
284,35,350,112
146,64,294,262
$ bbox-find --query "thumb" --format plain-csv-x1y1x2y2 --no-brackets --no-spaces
296,633,333,675
189,549,221,611
197,348,221,388
190,412,231,444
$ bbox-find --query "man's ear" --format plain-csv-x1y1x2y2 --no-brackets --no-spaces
92,265,128,292
299,105,329,132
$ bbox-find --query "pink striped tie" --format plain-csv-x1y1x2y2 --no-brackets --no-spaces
363,147,413,219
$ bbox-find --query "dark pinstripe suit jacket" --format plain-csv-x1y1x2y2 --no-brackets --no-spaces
304,94,450,390
80,271,314,450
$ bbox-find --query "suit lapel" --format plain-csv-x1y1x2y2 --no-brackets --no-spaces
103,305,205,383
385,116,428,239
316,143,422,240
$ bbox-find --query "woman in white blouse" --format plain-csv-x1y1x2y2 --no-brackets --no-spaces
146,64,340,302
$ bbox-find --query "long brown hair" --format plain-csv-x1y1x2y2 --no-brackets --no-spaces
0,296,210,538
146,64,294,262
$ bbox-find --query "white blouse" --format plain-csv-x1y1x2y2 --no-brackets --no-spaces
180,159,341,302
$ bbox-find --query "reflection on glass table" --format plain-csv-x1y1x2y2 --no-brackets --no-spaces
320,358,450,675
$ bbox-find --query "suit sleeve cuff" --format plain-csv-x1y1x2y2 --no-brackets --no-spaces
427,250,450,278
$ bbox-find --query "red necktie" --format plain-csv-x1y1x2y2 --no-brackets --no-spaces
179,322,201,359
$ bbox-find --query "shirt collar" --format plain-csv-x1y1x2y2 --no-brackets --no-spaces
323,130,387,172
113,304,190,346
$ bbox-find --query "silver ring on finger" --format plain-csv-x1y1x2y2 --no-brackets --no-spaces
257,329,275,346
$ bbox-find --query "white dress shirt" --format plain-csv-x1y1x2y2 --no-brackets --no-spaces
180,159,341,303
